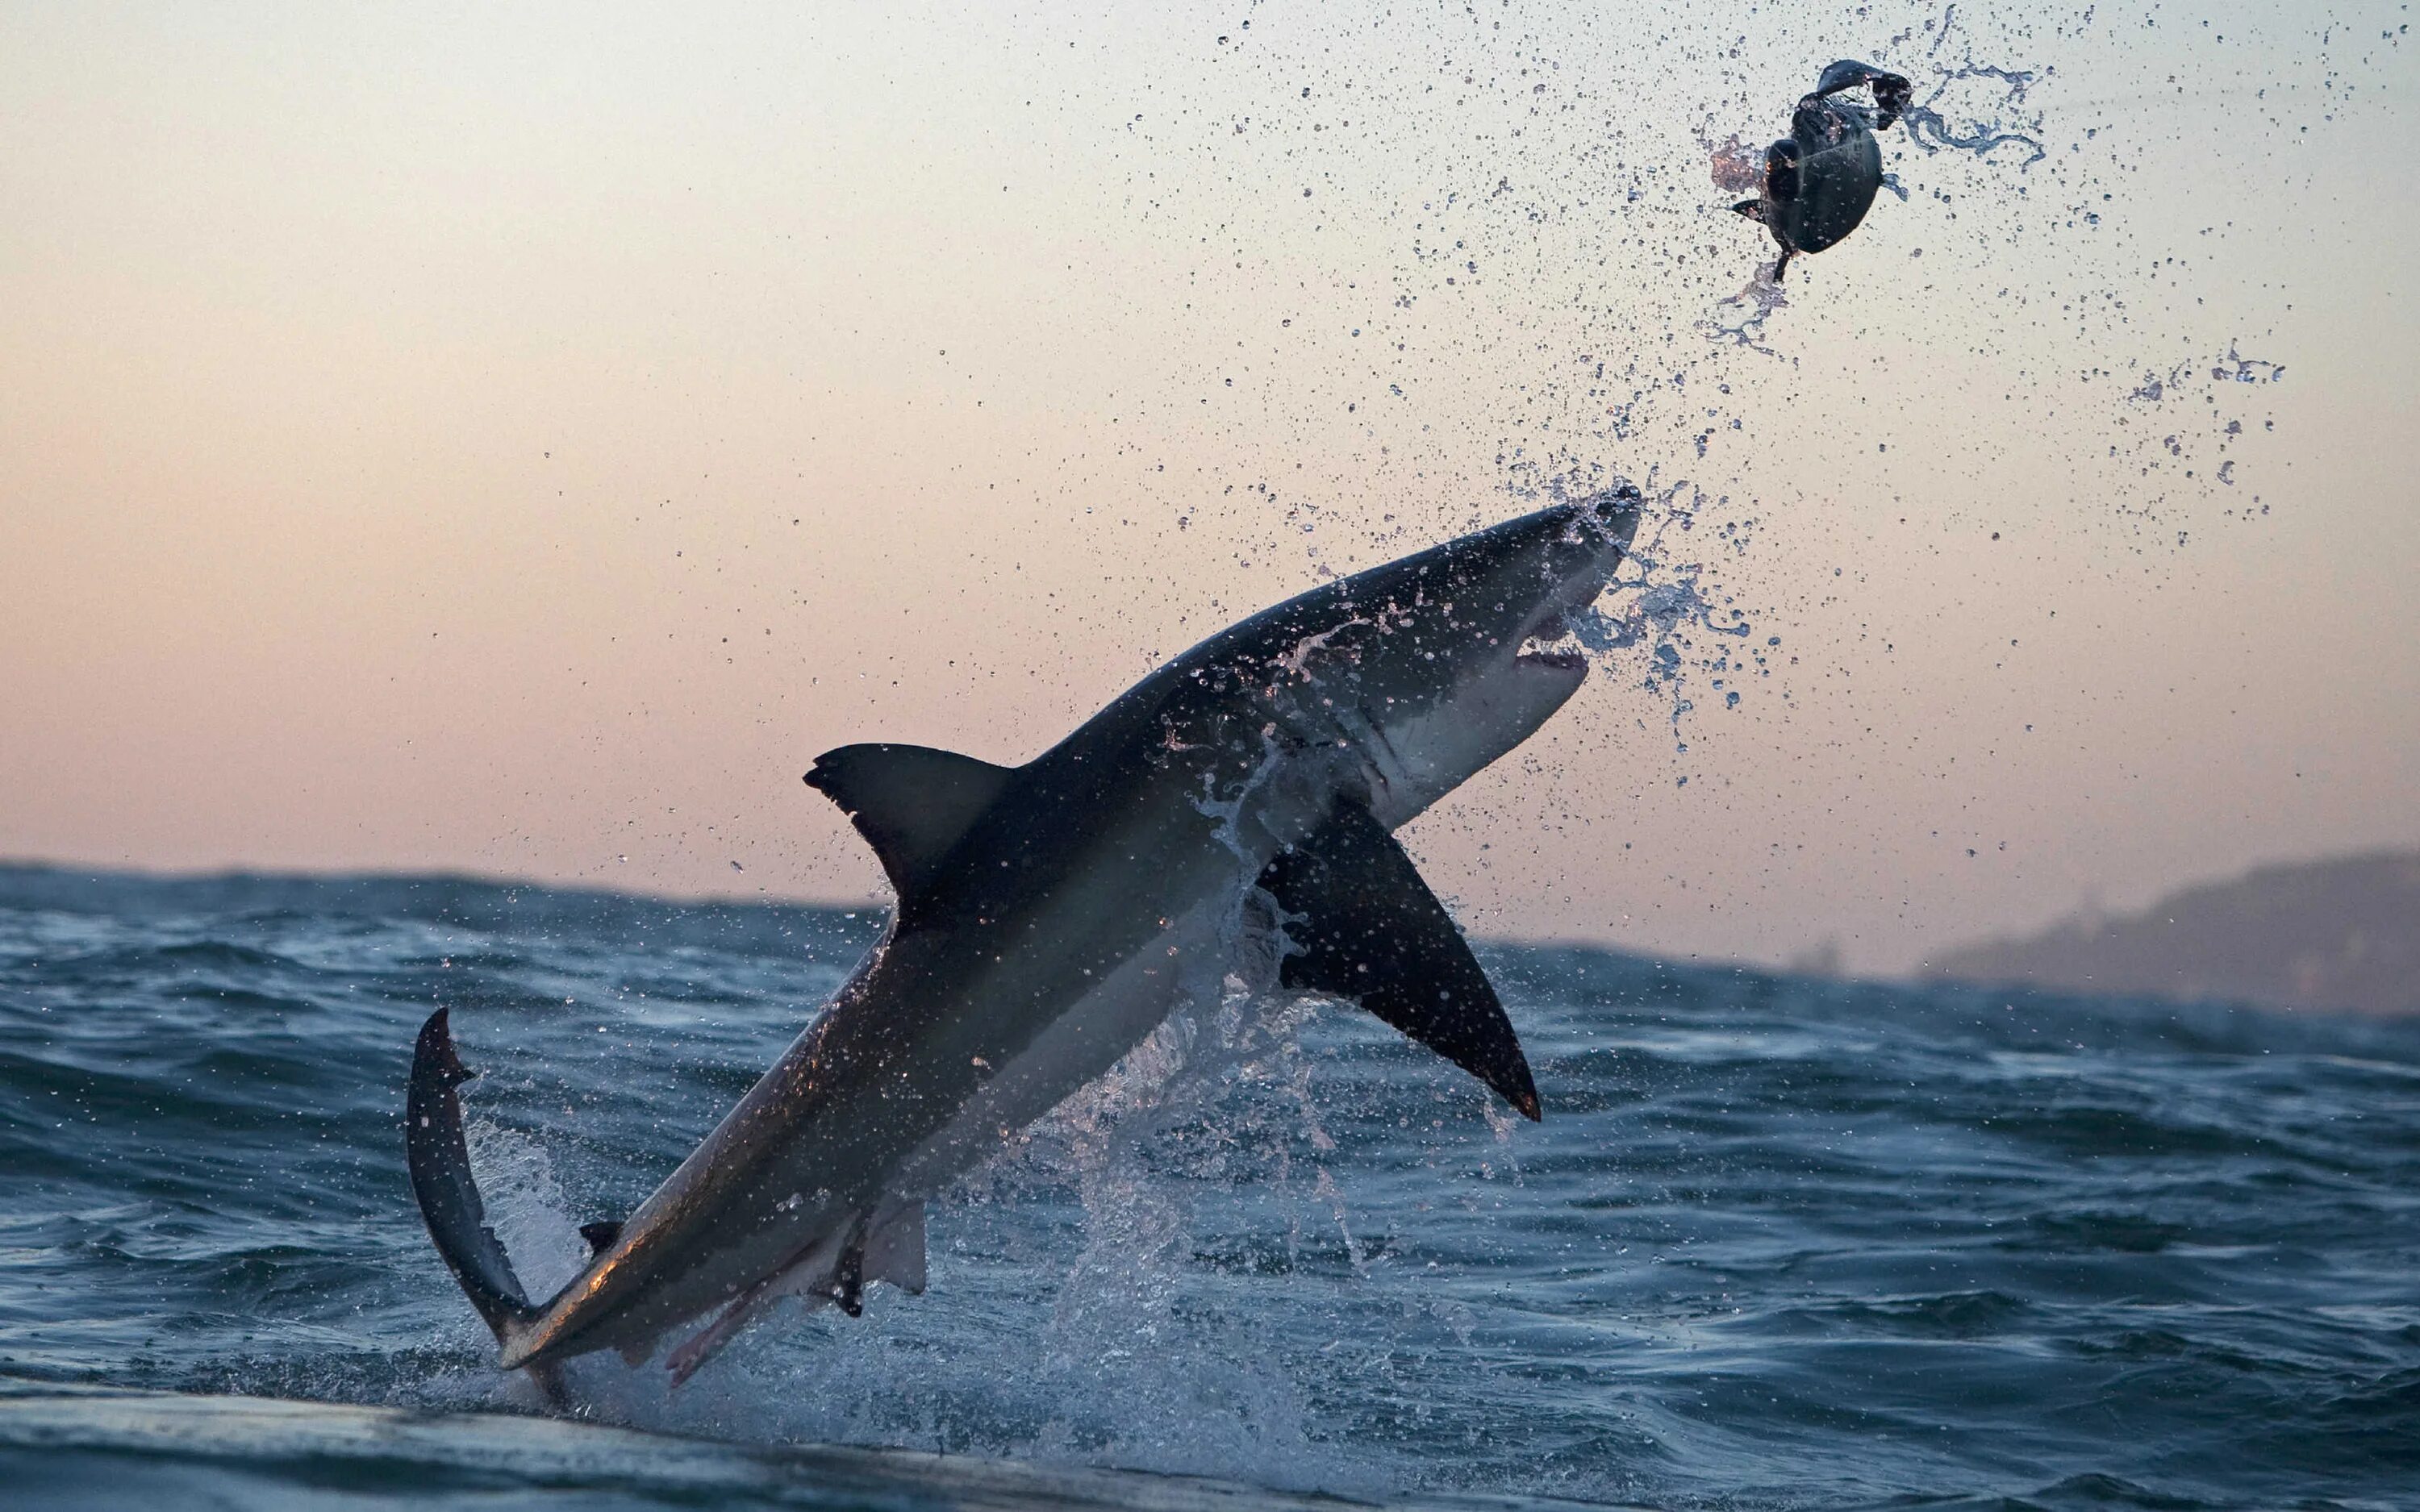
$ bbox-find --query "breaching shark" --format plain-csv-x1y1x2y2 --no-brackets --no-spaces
408,485,1642,1392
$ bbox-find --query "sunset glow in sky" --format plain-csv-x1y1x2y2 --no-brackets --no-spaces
4,2,2414,973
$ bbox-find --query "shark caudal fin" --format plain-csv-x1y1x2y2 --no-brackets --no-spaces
406,1008,542,1347
1259,799,1543,1120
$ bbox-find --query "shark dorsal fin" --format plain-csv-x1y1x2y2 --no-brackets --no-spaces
805,744,1014,898
1258,800,1542,1120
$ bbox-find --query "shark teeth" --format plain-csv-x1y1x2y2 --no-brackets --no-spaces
1516,610,1587,671
1516,643,1587,672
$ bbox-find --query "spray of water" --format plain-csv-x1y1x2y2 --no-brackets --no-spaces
1500,470,1763,781
462,1116,586,1304
1705,263,1792,353
448,763,1394,1485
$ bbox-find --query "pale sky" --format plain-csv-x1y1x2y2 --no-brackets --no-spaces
3,2,2414,973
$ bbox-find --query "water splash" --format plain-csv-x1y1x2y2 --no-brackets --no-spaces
1900,66,2047,167
2098,341,2285,537
1704,261,1791,353
938,977,1366,1488
1513,475,1760,768
463,1114,586,1304
2128,344,2285,403
1706,131,1765,195
1900,6,2048,165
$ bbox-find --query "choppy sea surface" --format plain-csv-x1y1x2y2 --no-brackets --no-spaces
1,864,2414,1510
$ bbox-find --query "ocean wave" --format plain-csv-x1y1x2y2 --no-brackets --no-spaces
1,866,2414,1507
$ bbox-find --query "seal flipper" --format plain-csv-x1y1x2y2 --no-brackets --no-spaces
1258,800,1543,1120
1810,59,1912,127
406,1008,539,1343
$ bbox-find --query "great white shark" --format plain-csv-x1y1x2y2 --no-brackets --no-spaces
408,485,1642,1389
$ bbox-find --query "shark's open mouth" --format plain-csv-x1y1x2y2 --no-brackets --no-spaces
1516,610,1588,672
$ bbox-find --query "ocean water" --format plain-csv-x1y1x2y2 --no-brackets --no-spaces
1,864,2414,1510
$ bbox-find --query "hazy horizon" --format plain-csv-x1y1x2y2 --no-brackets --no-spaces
6,2,2415,974
10,839,2420,982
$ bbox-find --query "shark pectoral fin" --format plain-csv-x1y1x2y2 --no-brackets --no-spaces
578,1221,622,1256
661,1202,926,1388
864,1199,928,1296
805,744,1017,898
405,1009,540,1344
666,1230,842,1386
665,1281,805,1386
1259,802,1543,1121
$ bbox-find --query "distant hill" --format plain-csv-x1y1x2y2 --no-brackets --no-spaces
1927,852,2420,1016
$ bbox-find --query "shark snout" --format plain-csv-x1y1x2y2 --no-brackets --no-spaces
1582,483,1645,535
1508,485,1641,669
1564,485,1642,598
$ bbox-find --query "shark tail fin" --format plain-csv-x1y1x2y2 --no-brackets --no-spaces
406,1008,542,1347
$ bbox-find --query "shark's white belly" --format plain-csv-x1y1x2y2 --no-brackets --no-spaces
1295,660,1578,833
885,895,1238,1198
